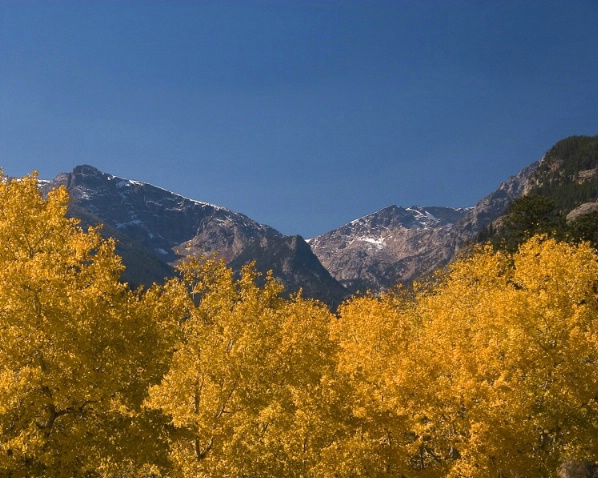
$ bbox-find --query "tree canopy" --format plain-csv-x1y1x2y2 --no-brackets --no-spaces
0,171,596,477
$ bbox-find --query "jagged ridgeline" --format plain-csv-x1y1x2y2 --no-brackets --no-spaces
483,135,598,249
38,134,597,304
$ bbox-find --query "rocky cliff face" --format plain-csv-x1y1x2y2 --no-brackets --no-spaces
308,161,540,294
45,165,348,305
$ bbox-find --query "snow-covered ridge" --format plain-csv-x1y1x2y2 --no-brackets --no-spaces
106,174,226,211
63,166,279,240
345,205,470,232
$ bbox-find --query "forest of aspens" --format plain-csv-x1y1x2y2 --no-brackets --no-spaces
0,172,597,478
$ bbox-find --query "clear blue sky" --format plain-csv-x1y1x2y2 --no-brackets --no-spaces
1,1,597,237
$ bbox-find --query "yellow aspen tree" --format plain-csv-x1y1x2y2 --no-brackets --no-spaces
324,289,421,477
0,172,175,477
221,295,340,478
145,258,281,477
405,237,598,477
397,248,515,477
145,256,342,477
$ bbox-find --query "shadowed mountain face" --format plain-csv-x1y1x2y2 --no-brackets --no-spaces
48,165,280,263
44,165,349,306
229,234,349,309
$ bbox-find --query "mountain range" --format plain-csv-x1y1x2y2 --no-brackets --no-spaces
39,135,597,307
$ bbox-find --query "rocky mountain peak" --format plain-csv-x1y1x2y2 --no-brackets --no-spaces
347,205,442,230
309,160,540,294
46,165,279,264
308,205,471,293
43,165,347,306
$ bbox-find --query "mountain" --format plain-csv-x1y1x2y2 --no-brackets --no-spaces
39,135,596,302
307,206,469,292
483,135,598,249
308,161,540,294
529,135,598,208
229,234,349,307
43,165,348,307
309,135,598,294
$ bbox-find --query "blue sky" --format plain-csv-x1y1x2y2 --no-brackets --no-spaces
1,1,597,237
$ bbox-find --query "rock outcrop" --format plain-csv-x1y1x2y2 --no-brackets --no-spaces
566,202,598,223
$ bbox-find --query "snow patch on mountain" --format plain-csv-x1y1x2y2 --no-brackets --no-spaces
107,174,227,212
357,236,386,250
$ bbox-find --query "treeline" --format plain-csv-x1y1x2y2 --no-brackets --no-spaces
1,173,597,477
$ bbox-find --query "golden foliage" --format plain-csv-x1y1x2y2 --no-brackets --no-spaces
0,172,173,476
1,171,596,477
398,238,598,477
145,258,339,477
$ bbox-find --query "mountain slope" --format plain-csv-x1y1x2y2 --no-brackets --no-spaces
229,234,349,308
523,135,598,210
48,165,281,263
66,203,175,289
44,165,348,304
308,206,470,292
309,161,539,293
484,135,598,248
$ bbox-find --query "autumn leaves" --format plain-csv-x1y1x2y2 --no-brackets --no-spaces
0,172,597,477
